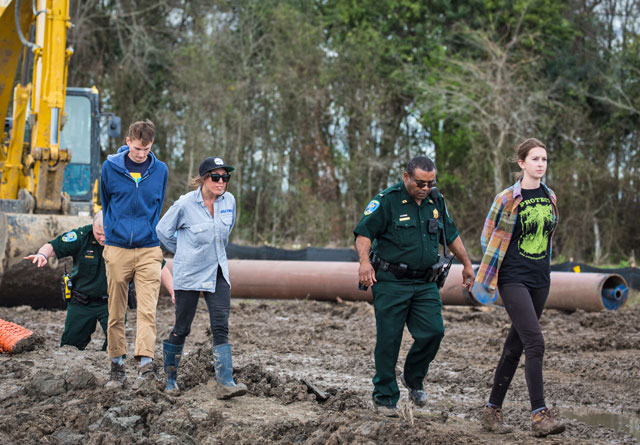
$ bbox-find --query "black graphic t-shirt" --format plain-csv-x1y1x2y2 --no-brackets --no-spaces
498,186,553,288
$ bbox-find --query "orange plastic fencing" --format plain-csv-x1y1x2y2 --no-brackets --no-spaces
0,318,34,353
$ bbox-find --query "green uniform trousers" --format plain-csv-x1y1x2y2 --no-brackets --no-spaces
372,279,444,406
61,300,109,351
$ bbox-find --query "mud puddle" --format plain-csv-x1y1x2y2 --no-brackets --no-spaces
563,409,640,441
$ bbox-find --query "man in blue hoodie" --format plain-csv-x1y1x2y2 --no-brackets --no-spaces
101,119,169,389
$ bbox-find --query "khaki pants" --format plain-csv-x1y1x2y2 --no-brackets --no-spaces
104,245,163,359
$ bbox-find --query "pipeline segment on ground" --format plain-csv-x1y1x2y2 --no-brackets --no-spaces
165,260,628,312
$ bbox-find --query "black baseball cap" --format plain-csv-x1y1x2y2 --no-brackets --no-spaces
199,157,235,176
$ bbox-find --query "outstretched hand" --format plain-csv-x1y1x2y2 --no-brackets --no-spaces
24,254,47,268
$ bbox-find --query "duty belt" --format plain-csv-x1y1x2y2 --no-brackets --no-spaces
380,261,426,279
373,256,438,282
71,289,108,305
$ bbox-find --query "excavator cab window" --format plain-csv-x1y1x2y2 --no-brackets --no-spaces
60,88,101,203
61,95,91,198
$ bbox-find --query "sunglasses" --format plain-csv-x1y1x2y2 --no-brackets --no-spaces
209,173,231,183
410,174,436,189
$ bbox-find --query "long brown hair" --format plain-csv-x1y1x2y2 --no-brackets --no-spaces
513,138,547,180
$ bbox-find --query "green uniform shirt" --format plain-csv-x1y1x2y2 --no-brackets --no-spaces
49,225,107,298
354,181,459,270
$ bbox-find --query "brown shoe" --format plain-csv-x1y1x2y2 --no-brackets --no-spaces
532,407,566,437
481,405,513,434
105,361,126,389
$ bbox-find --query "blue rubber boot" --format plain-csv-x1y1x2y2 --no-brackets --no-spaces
212,343,247,400
163,340,183,393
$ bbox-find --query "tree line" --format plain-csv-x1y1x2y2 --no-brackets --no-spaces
68,0,639,264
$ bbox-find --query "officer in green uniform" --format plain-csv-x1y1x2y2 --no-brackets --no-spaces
354,156,475,417
25,211,109,350
25,211,174,351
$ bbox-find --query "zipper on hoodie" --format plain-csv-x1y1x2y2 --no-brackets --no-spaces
121,171,137,246
128,169,152,247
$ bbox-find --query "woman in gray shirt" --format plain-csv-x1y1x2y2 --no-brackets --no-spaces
156,156,247,399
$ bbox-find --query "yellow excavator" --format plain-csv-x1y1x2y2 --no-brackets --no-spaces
0,0,119,307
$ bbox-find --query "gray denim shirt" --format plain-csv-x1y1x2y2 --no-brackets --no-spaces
156,188,235,291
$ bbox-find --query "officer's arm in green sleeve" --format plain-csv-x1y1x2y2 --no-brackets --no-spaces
49,228,83,259
353,196,388,241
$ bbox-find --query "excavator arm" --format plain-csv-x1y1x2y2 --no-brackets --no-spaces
0,0,120,307
0,0,72,212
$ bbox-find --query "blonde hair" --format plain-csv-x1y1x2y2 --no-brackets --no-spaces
190,175,205,189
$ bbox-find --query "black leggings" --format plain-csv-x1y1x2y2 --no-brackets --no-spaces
167,268,231,346
488,283,549,411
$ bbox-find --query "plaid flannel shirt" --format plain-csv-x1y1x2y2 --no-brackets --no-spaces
473,180,558,302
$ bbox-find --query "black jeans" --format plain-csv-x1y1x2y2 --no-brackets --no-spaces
167,268,230,346
488,283,549,411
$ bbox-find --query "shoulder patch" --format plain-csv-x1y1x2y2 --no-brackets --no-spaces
364,200,381,216
61,231,78,242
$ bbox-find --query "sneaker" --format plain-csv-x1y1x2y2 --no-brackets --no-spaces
373,402,399,417
132,362,158,390
532,407,566,437
400,373,427,407
105,361,126,389
480,405,513,434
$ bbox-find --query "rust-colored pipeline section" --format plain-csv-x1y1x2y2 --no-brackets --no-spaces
506,271,628,312
166,260,627,312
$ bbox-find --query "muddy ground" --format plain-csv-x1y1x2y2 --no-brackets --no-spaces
0,294,639,444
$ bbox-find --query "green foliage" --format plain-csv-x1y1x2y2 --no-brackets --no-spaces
67,0,640,262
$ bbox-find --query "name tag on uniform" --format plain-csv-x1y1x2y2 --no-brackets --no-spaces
399,214,410,221
202,281,213,288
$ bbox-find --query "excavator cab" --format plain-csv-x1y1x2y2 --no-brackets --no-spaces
60,88,102,215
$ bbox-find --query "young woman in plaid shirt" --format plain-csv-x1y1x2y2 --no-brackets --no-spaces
476,138,566,437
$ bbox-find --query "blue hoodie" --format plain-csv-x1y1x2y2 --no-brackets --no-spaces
100,145,169,248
